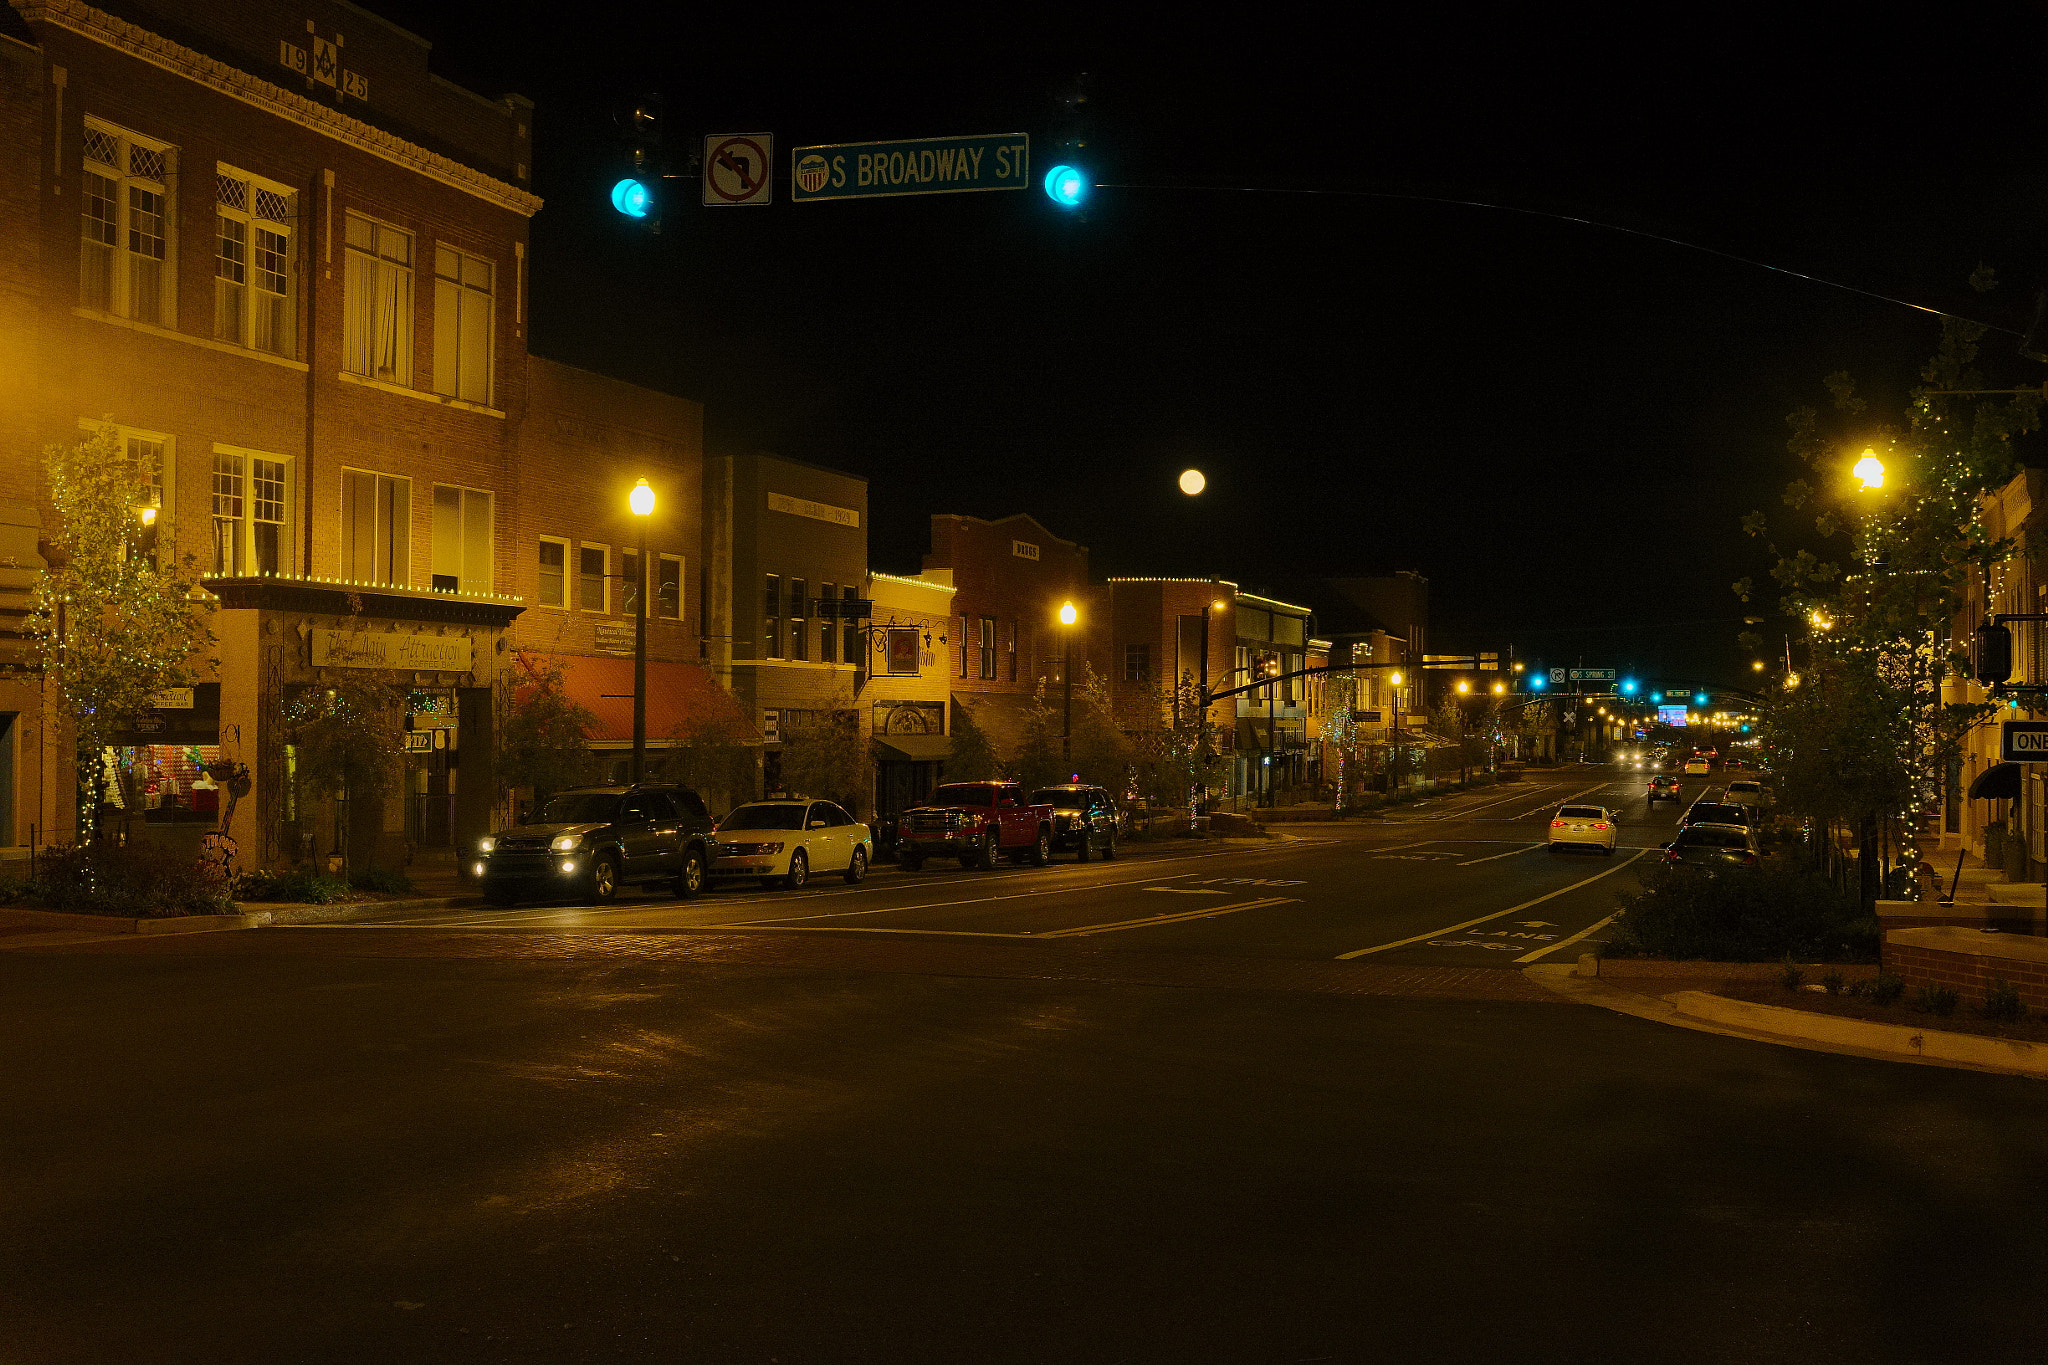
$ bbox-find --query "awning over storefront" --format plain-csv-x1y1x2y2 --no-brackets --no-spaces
546,655,757,747
1969,762,2022,800
874,734,954,763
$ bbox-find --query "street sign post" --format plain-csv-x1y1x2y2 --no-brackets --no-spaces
1569,668,1616,682
2000,720,2048,763
792,133,1029,202
703,133,773,206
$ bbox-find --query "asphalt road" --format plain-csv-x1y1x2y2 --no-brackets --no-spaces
7,766,2045,1363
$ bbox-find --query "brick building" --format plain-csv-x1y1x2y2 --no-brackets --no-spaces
0,0,749,872
922,512,1093,752
862,569,955,821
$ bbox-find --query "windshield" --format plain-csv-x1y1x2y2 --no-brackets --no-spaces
1032,789,1087,807
1679,829,1748,849
534,793,620,825
1559,806,1604,819
720,805,806,831
1728,782,1760,793
930,784,998,807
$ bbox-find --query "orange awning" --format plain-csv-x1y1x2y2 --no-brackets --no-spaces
536,654,758,747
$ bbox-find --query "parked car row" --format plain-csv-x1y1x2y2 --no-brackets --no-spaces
471,779,1131,904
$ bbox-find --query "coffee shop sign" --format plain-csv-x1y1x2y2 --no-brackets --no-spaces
313,628,473,672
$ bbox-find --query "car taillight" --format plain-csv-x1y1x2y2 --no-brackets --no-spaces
1593,821,1609,830
1551,819,1566,827
1665,851,1681,863
1741,853,1758,866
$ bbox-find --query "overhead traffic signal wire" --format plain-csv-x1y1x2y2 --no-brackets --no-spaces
1089,182,2021,338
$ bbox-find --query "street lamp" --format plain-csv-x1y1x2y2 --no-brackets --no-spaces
1853,449,1886,490
1059,601,1077,765
629,478,654,783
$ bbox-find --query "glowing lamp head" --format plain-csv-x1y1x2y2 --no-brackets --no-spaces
1058,602,1077,626
611,177,653,219
1179,468,1206,496
1492,682,1505,695
629,478,655,517
137,506,157,526
1854,450,1885,490
1390,671,1403,687
1456,680,1470,694
1044,164,1088,208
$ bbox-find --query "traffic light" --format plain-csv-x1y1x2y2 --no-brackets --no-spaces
1044,165,1088,207
1693,691,1708,706
610,93,666,229
1620,678,1638,695
1975,622,2014,684
1046,72,1091,211
1529,674,1546,691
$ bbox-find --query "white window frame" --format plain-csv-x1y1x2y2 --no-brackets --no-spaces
537,535,570,610
578,543,610,614
81,118,176,326
213,163,296,358
339,467,411,587
429,482,493,597
657,553,683,622
342,210,414,386
79,419,175,553
209,445,293,578
432,242,495,406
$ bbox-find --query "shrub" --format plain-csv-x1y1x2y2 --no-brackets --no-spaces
30,843,230,918
350,866,412,895
1983,979,2028,1024
1606,859,1876,962
1870,974,1906,1006
1913,983,1960,1017
1822,969,1846,996
1779,961,1805,992
234,869,350,904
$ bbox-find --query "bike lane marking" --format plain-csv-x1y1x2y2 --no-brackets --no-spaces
1514,912,1620,963
1333,849,1649,959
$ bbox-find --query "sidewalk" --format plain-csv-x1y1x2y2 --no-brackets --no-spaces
1530,957,2048,1079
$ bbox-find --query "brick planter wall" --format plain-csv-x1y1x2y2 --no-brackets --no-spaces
1886,927,2048,1012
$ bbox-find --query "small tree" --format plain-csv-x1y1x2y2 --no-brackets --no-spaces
1065,663,1131,792
946,704,1004,781
284,675,404,875
497,654,598,812
780,694,874,818
27,424,213,840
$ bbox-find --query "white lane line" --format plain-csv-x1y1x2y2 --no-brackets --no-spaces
1036,897,1299,939
1509,782,1609,820
1145,887,1230,895
1456,843,1542,866
1515,913,1618,964
725,871,1206,925
1335,849,1650,959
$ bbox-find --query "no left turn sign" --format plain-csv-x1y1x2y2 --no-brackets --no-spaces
703,133,773,206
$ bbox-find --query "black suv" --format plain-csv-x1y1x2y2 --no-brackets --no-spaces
1030,784,1121,862
1680,799,1753,831
476,785,716,904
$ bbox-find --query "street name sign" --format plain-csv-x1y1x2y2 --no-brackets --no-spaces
791,133,1029,202
2000,720,2048,762
1569,668,1616,681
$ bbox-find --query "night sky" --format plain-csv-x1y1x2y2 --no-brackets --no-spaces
378,0,2048,688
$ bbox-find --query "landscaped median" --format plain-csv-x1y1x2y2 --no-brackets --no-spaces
1530,957,2048,1079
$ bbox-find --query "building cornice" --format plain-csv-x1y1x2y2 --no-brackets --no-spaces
21,0,543,218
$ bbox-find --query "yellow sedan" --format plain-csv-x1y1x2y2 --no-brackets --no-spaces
1547,804,1617,856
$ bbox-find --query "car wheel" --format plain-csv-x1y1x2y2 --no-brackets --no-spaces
783,848,809,890
588,855,619,902
974,833,999,871
1074,830,1091,863
844,847,868,884
1602,845,1615,857
1103,833,1117,860
1031,829,1052,867
673,846,706,899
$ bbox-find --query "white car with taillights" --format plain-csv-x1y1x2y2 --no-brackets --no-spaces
709,798,872,890
1548,804,1617,855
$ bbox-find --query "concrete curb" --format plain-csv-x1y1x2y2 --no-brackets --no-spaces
1525,963,2048,1080
0,907,261,935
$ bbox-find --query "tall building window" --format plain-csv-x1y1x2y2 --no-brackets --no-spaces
818,582,836,663
843,586,859,665
979,617,996,680
341,468,409,586
210,450,287,576
579,545,608,611
764,575,782,660
959,614,970,678
1124,643,1151,682
1009,621,1018,682
789,579,808,660
430,485,492,595
81,120,174,325
214,170,294,356
657,555,682,620
432,244,494,404
123,433,168,565
537,538,567,608
343,212,413,384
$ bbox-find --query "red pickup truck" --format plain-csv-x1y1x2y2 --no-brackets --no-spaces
896,781,1055,871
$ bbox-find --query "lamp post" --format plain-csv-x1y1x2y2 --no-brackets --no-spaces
1194,596,1224,830
629,478,655,784
1059,601,1077,766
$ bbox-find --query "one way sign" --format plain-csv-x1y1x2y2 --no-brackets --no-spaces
2001,720,2048,762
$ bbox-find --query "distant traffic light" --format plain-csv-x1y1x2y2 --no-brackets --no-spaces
1620,678,1638,695
611,92,666,228
1694,691,1708,705
1975,622,2014,684
611,178,654,218
1529,674,1547,691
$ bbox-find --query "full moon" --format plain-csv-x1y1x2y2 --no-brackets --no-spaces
1178,468,1206,496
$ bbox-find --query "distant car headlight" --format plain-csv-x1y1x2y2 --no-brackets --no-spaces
478,836,496,853
550,833,582,852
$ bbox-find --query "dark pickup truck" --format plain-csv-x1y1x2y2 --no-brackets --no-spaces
896,781,1055,871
